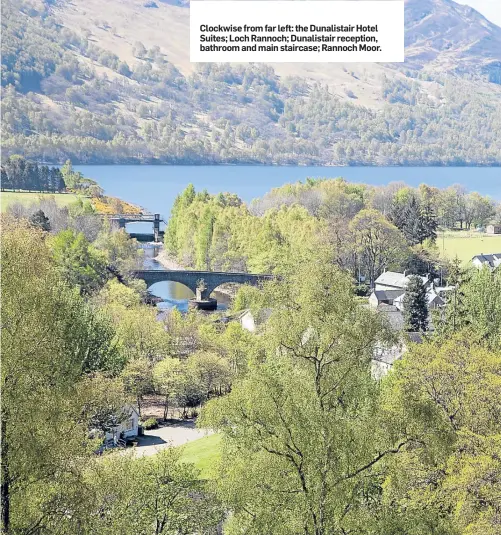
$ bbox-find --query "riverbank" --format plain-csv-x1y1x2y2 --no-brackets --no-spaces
154,248,186,270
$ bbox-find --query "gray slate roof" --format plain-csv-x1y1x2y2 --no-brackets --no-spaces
376,303,404,331
375,271,429,289
375,271,409,288
472,253,501,269
372,289,405,302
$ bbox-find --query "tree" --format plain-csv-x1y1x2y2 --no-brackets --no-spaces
419,196,438,243
403,275,429,332
51,229,109,294
29,209,51,231
350,209,409,288
460,267,501,349
381,334,501,535
1,218,117,533
132,40,147,58
187,351,232,402
70,449,222,534
153,358,185,420
121,359,153,416
200,259,403,535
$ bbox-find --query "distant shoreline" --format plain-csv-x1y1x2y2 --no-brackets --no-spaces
65,162,501,168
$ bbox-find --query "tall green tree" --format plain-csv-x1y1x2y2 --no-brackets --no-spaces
381,334,501,535
350,209,409,288
0,218,117,533
51,229,109,294
200,259,404,535
403,275,429,332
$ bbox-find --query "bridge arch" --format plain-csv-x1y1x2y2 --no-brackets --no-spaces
146,279,195,298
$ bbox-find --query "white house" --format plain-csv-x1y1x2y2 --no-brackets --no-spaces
369,289,405,308
486,225,501,235
472,253,501,271
104,405,139,445
238,308,272,333
393,288,445,312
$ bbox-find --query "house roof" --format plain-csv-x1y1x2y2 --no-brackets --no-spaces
472,254,501,269
406,332,424,344
427,292,445,306
371,289,405,302
375,271,410,288
376,303,404,331
375,271,429,289
393,289,445,307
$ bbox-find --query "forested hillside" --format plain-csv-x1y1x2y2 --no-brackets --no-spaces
2,0,501,164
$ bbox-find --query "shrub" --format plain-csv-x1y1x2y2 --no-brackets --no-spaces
142,417,158,430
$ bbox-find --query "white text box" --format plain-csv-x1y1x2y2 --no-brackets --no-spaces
190,1,404,63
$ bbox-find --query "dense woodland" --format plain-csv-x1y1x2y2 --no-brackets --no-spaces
2,0,501,164
2,175,501,533
1,155,106,194
165,178,501,287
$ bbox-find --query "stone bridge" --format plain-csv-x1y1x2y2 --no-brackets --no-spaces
133,269,274,301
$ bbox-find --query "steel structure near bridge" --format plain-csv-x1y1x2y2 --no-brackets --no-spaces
107,213,166,242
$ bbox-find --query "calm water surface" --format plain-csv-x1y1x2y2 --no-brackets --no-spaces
76,165,501,217
75,165,501,310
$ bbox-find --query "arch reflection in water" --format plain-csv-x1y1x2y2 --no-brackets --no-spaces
149,281,229,313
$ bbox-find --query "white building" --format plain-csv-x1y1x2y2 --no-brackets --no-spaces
472,253,501,271
393,288,445,312
104,405,140,445
368,289,405,308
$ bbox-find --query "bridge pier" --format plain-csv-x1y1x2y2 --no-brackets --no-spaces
154,214,160,243
188,297,218,310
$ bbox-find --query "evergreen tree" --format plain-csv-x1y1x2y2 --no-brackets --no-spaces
29,210,51,232
420,199,438,243
403,275,429,332
39,165,50,191
1,167,10,190
437,257,469,335
401,196,424,246
389,193,425,246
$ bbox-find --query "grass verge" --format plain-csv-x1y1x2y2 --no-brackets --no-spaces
1,191,81,212
178,434,221,479
439,231,501,263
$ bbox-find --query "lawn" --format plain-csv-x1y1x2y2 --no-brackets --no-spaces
178,433,221,479
439,231,501,263
1,191,82,212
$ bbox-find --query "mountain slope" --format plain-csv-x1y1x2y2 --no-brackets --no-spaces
404,0,501,81
1,0,501,165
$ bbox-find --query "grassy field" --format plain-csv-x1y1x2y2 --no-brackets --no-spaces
1,191,82,212
179,434,221,479
439,231,501,263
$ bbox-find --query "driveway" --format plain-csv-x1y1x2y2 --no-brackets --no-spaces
134,420,212,457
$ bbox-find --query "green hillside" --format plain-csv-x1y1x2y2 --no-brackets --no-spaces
2,0,501,165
